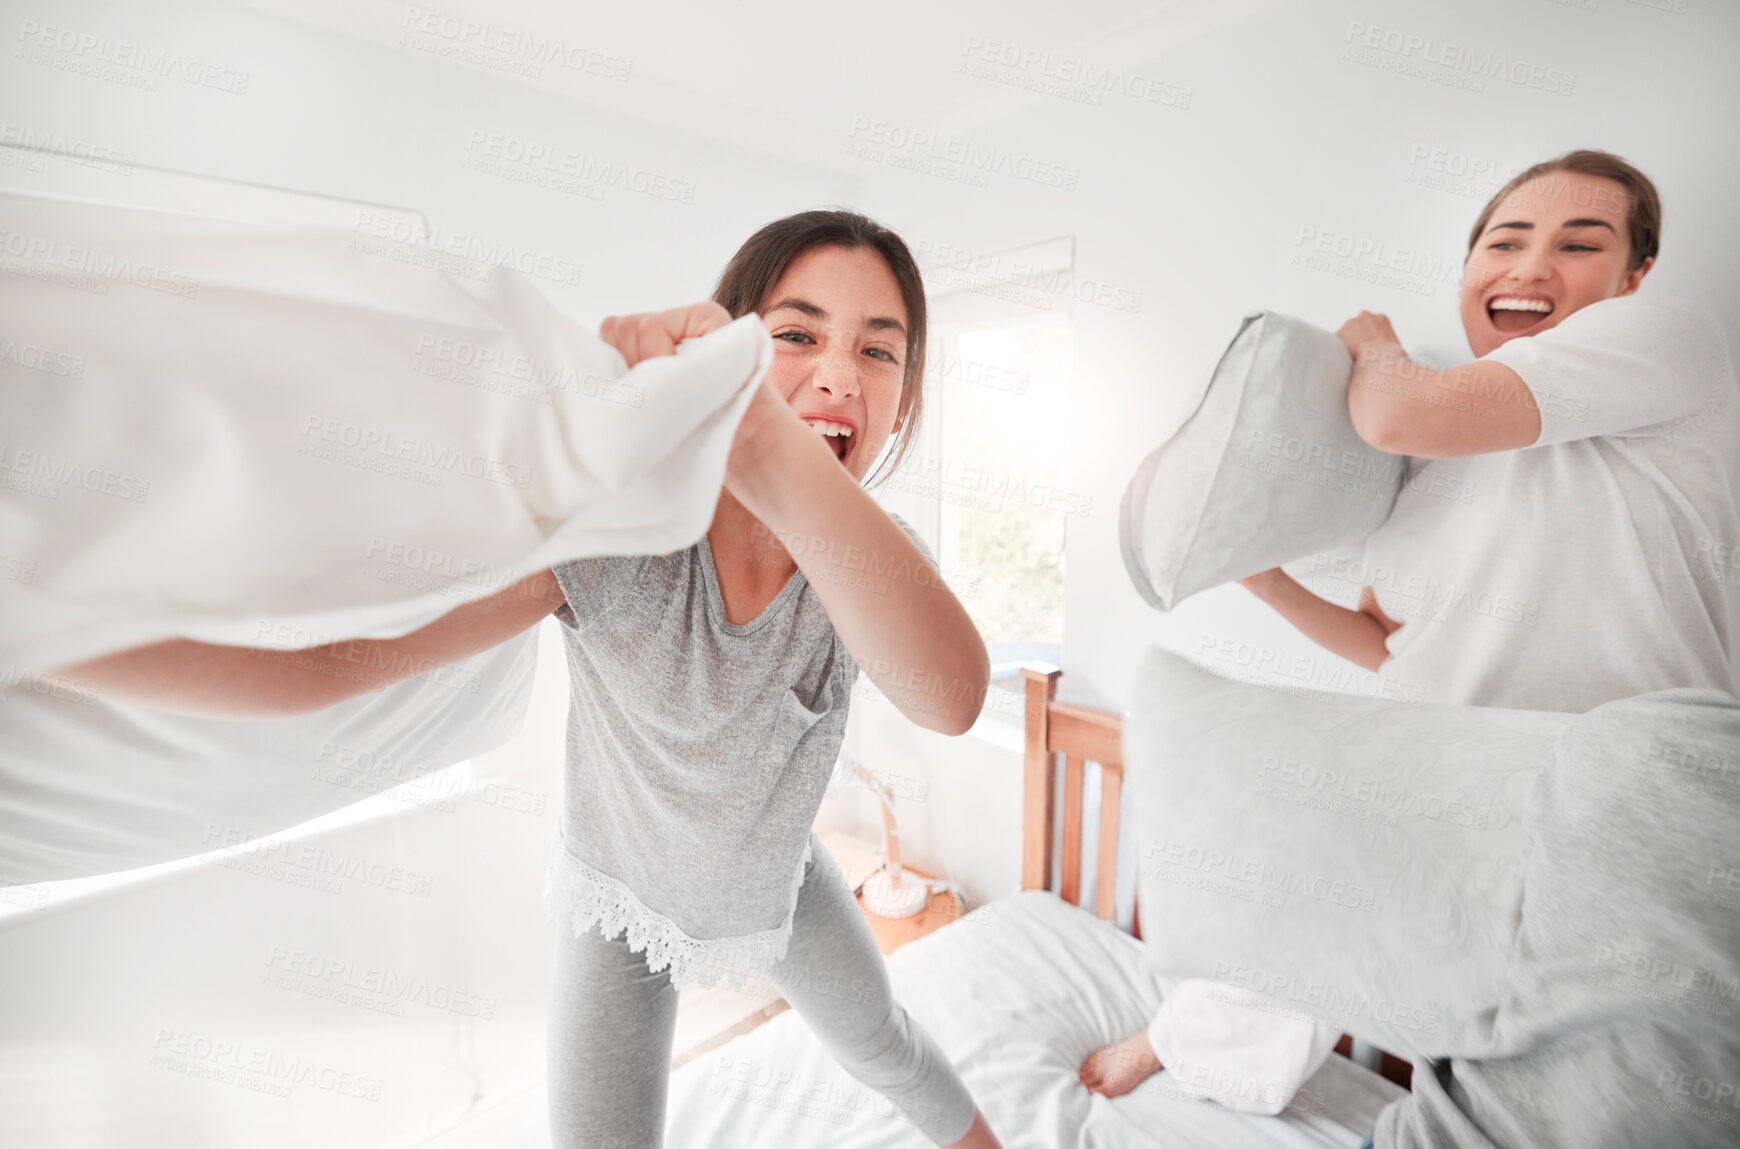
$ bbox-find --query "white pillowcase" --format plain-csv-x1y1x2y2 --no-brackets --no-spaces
1119,312,1405,610
0,632,537,886
0,190,766,673
1126,646,1570,1059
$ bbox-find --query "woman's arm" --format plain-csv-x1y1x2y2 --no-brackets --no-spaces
1237,569,1399,673
1338,312,1540,458
728,388,990,736
50,570,566,720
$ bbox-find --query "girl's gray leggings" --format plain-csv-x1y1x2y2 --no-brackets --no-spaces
547,836,979,1148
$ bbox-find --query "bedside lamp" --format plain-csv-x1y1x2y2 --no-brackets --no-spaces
855,764,958,920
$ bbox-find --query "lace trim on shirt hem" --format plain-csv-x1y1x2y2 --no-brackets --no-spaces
542,834,813,991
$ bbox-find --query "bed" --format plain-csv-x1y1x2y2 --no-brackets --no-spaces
661,667,1408,1147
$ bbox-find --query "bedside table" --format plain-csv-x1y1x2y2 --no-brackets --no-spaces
816,831,967,955
856,865,965,955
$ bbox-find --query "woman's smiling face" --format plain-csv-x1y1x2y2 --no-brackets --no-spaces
760,244,910,483
1459,171,1652,357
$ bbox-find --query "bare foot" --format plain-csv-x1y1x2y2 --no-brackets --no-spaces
1079,1030,1162,1098
942,1108,1004,1148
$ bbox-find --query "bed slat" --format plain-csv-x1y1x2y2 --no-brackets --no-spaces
1061,755,1084,905
1021,668,1061,892
1095,764,1121,921
1047,703,1121,767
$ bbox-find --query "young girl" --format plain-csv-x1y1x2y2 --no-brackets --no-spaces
539,213,1001,1148
1081,150,1740,1144
64,210,1004,1148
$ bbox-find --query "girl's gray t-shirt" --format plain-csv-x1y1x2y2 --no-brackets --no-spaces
545,519,929,987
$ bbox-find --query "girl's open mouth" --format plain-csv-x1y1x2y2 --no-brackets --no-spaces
1487,294,1554,335
802,417,854,465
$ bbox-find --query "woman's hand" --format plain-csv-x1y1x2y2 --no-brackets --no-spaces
1358,586,1402,637
1236,567,1395,672
599,301,733,367
1336,310,1401,360
1237,567,1287,592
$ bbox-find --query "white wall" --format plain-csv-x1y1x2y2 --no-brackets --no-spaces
1,0,857,318
831,0,1740,909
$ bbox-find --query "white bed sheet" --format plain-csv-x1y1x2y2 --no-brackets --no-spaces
665,891,1404,1148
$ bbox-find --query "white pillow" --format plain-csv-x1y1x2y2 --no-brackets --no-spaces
1125,646,1569,1059
0,632,537,886
1119,313,1405,610
0,190,766,673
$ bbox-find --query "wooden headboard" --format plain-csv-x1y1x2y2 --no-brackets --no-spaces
1019,664,1123,922
1015,662,1413,1091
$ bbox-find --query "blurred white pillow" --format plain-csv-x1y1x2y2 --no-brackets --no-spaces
1125,646,1568,1059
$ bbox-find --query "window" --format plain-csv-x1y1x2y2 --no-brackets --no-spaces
875,239,1075,689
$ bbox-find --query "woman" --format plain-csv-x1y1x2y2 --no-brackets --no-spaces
63,210,1003,1148
1080,150,1740,1137
1242,147,1736,711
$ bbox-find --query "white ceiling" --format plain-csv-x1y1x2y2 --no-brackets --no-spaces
231,0,1279,173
